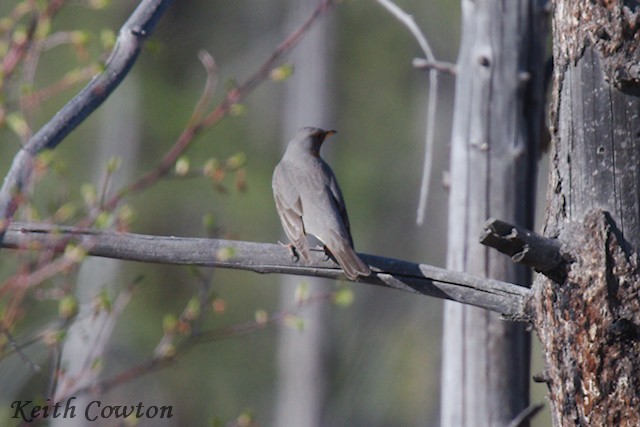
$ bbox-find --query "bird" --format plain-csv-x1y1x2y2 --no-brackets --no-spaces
272,127,371,280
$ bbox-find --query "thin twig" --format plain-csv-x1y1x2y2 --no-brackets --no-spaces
412,57,457,75
0,248,83,297
4,222,531,319
188,50,219,126
507,403,545,427
0,0,172,242
52,285,134,400
376,0,440,226
1,328,41,373
102,0,335,211
67,292,333,398
21,65,99,111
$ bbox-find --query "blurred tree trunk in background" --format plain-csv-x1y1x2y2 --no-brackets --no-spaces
531,1,640,425
273,1,335,426
441,1,547,425
52,75,141,424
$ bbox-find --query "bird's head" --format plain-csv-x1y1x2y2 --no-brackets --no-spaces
289,127,337,157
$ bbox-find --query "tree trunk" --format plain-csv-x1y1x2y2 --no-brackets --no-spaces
53,74,141,420
273,1,334,426
441,0,547,425
531,1,640,425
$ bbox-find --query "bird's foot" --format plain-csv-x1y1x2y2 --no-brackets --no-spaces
312,244,332,261
321,245,338,264
278,241,300,262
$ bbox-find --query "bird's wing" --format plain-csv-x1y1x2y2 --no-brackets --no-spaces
272,163,311,261
322,162,355,247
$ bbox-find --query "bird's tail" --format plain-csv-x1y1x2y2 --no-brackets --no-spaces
328,242,371,281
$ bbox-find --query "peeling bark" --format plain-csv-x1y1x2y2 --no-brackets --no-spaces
531,211,640,426
533,0,640,425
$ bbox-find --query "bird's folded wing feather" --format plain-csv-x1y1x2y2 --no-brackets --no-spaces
322,163,355,247
273,164,311,261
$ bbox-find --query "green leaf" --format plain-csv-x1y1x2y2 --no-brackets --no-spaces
100,29,116,49
117,204,135,227
94,211,113,229
215,247,236,262
202,212,216,232
64,244,87,263
59,295,79,319
6,112,29,139
89,0,111,10
294,282,310,303
255,309,268,325
54,202,77,222
81,183,97,206
106,156,121,174
229,103,246,116
163,314,178,334
284,315,305,332
71,30,91,46
183,297,201,321
270,63,294,82
203,158,219,178
236,409,255,427
334,286,355,308
226,152,246,170
175,156,190,176
91,357,103,371
97,288,112,313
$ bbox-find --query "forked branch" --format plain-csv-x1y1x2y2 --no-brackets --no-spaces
0,0,172,240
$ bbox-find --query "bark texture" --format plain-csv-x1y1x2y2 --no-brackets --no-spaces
532,211,640,426
532,1,640,425
441,0,547,425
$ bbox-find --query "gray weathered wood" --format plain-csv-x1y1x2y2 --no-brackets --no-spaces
531,1,640,424
441,0,547,425
3,222,530,318
480,218,565,279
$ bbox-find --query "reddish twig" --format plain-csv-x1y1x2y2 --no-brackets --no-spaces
103,0,335,210
10,292,335,425
0,0,172,243
1,0,67,90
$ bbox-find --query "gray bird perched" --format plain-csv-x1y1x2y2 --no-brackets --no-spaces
272,127,371,280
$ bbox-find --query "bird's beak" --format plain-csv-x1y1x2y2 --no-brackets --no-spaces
323,130,337,139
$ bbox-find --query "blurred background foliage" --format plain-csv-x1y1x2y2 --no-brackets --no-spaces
0,0,550,426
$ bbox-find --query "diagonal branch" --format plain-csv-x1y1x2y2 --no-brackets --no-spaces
103,0,336,210
0,0,172,240
3,222,531,320
377,0,443,226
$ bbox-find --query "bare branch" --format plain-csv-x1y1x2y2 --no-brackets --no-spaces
0,0,172,240
71,292,333,399
4,222,531,319
376,0,440,225
376,0,435,60
480,218,567,281
1,328,41,373
507,403,545,427
189,50,218,126
103,0,336,210
412,58,457,75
